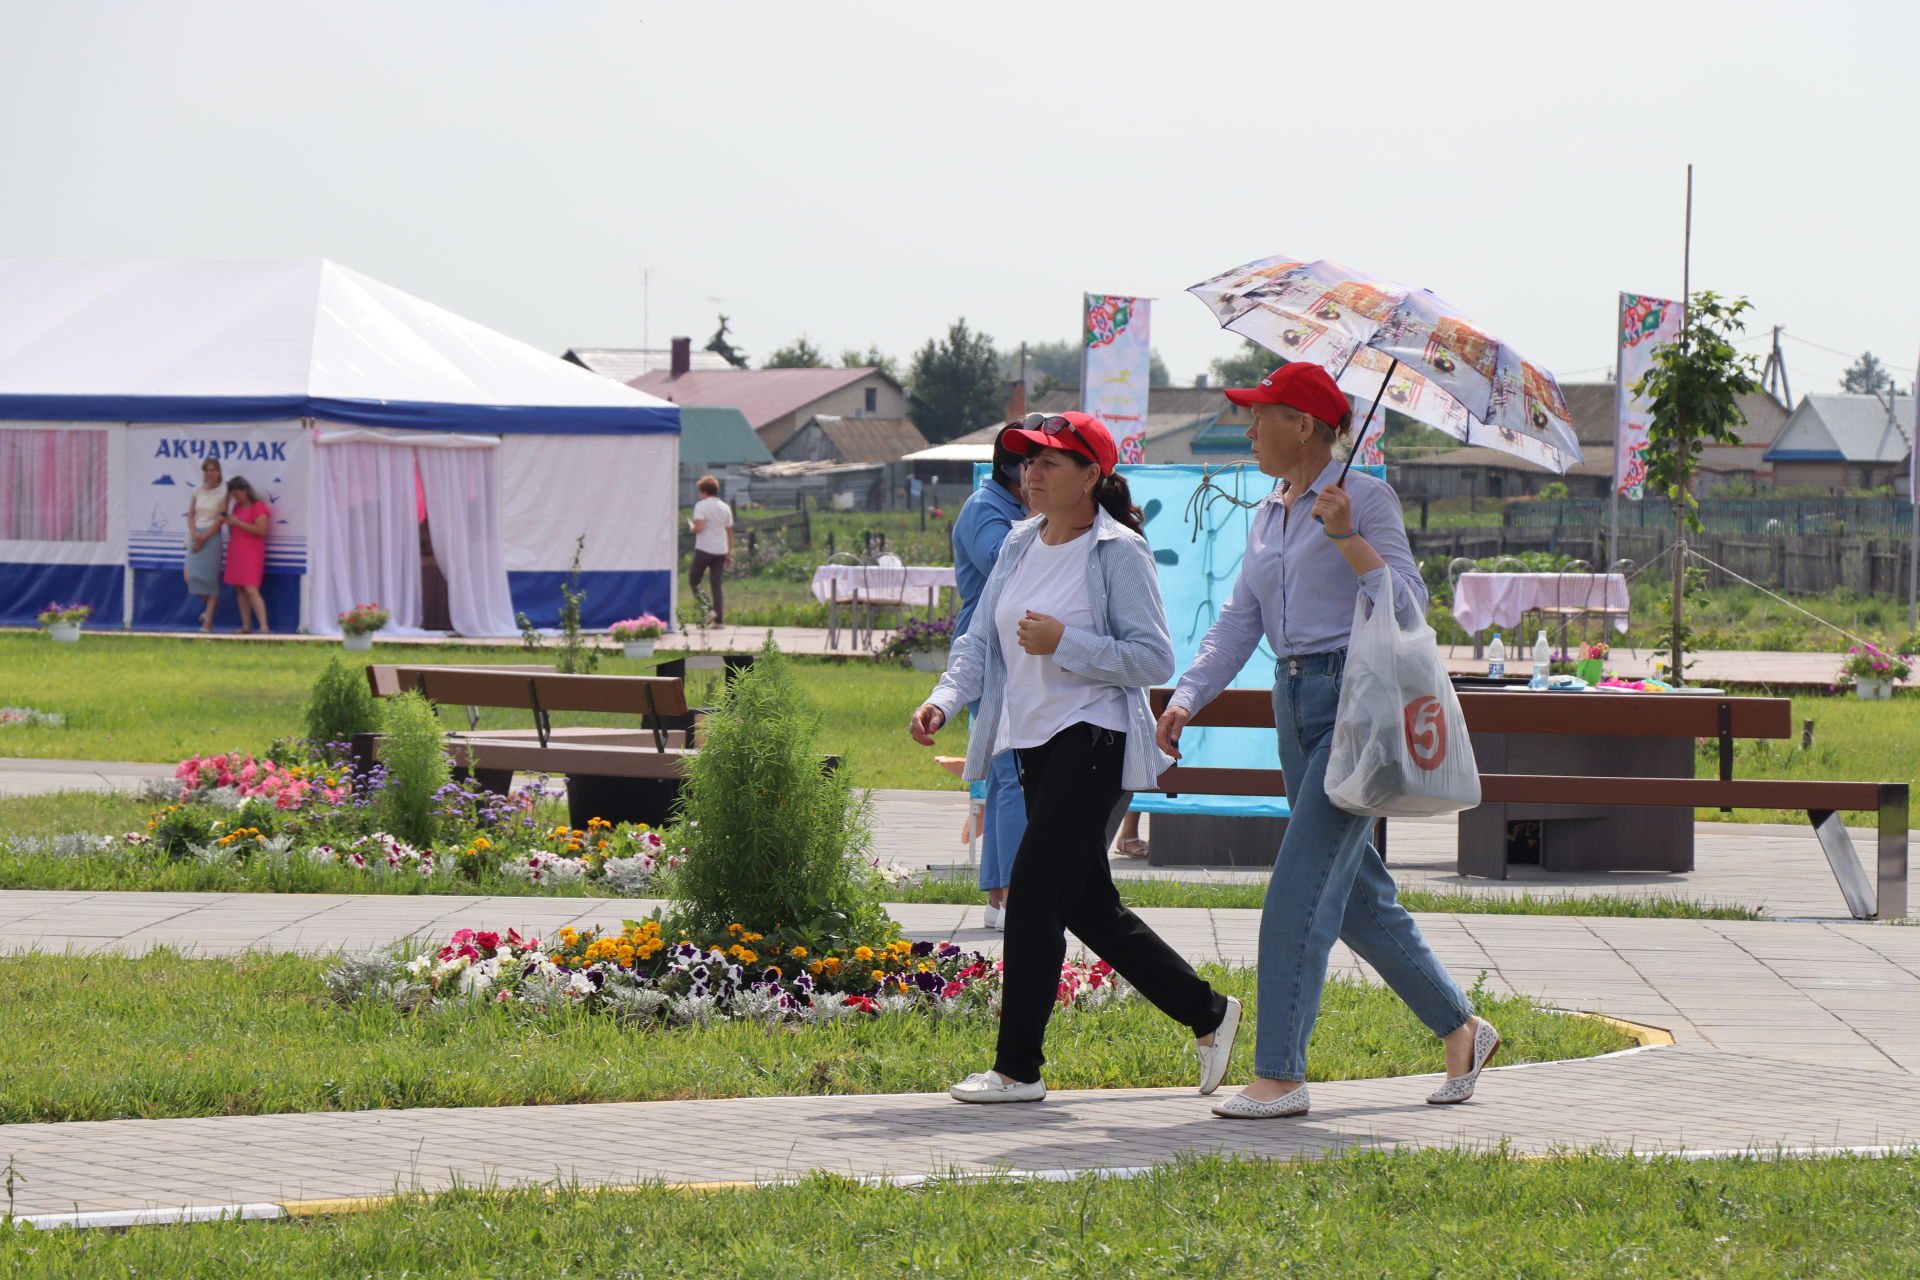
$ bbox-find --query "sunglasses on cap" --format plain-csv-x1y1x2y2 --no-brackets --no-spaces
1023,413,1095,457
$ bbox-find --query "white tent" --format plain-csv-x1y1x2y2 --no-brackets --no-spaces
0,260,679,633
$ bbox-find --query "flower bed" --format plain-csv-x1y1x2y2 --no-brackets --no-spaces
0,706,65,728
327,921,1130,1027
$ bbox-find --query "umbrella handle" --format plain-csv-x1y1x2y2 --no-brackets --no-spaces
1318,357,1399,522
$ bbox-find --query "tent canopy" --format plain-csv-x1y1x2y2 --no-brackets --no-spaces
0,260,678,435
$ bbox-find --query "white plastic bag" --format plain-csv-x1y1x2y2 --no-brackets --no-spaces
1324,578,1480,818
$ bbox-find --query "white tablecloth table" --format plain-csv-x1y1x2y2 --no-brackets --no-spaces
1452,572,1629,636
811,565,957,648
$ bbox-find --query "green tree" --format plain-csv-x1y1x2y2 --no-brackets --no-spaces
1634,291,1761,682
839,345,900,383
764,336,827,368
907,318,1002,444
1208,340,1278,388
1841,351,1893,396
1003,339,1171,396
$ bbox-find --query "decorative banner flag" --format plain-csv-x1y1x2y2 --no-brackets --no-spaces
1614,292,1682,498
1082,294,1151,460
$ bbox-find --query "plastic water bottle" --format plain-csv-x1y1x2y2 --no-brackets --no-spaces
1529,630,1551,689
1487,634,1506,679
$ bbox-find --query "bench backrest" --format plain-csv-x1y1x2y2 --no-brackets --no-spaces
366,663,556,698
1148,687,1792,740
386,666,691,719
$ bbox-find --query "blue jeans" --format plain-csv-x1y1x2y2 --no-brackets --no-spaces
1255,649,1473,1081
977,748,1026,892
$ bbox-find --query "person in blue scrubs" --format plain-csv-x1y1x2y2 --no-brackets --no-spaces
952,431,1030,929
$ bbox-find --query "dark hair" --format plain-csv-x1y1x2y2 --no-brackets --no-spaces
226,476,262,504
1055,449,1144,535
991,427,1026,495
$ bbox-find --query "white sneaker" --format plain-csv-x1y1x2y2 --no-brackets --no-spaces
983,904,1005,931
948,1070,1045,1104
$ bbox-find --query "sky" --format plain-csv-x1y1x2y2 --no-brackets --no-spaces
4,0,1916,398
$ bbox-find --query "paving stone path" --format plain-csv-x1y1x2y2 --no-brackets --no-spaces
3,755,1916,1222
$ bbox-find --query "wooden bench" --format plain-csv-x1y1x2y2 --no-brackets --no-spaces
1149,686,1910,921
372,665,700,828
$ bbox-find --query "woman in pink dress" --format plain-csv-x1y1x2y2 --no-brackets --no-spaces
223,476,271,634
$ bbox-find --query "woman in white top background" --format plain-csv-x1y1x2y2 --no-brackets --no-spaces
687,475,733,625
910,412,1240,1105
182,456,226,632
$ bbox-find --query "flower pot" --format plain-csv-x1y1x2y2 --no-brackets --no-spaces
622,639,657,660
1854,676,1893,701
909,646,949,673
342,632,374,652
47,622,81,643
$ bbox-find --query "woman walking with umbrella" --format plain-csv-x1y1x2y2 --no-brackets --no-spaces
910,412,1240,1103
1157,364,1498,1118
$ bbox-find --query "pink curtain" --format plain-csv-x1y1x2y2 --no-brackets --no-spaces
0,429,109,542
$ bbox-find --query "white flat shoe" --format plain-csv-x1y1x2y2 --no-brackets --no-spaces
949,1071,1045,1104
982,905,1005,931
1195,996,1241,1096
1211,1083,1310,1119
1427,1017,1501,1105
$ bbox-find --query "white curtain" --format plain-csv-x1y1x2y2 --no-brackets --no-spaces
417,445,517,637
310,441,424,635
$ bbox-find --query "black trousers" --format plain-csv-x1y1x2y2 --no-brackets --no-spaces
688,549,725,623
994,722,1227,1083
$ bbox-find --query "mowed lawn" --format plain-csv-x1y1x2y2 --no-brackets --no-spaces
1,633,1914,821
0,632,963,794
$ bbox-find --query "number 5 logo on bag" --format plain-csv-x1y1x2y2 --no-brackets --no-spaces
1402,696,1447,771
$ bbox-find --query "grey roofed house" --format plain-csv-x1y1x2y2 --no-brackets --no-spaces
1763,393,1915,493
773,415,929,464
562,347,732,381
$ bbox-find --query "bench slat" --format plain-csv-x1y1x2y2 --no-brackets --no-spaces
448,739,692,778
1149,686,1792,739
1155,766,1882,811
380,667,692,719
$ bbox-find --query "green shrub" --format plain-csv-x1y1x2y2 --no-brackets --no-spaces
302,655,378,745
377,690,450,848
671,634,878,943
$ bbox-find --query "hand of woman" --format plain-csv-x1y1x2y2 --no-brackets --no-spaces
908,704,946,746
1310,482,1353,536
1155,705,1192,760
1016,611,1063,656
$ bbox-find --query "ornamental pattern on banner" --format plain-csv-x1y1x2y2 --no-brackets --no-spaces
1615,293,1682,499
1082,294,1151,450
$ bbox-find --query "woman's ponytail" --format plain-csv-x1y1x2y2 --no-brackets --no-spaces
1095,471,1144,535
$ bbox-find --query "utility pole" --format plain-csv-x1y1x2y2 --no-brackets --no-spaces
1670,164,1693,685
1761,325,1792,408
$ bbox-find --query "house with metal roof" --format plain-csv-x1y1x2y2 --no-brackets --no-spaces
1762,393,1914,493
630,355,911,454
563,346,733,382
675,405,772,507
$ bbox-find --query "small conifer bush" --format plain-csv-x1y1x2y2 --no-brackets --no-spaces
378,690,450,849
303,655,379,746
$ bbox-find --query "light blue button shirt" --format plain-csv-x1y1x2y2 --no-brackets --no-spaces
1169,457,1428,715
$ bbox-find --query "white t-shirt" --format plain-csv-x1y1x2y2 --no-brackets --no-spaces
691,496,733,556
993,529,1127,750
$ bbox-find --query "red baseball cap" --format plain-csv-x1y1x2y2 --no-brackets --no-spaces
1224,362,1349,428
997,411,1119,476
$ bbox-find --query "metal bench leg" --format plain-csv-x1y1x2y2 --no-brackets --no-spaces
1879,784,1910,920
1809,809,1878,920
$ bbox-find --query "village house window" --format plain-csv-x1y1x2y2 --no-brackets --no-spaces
0,428,109,542
865,386,878,413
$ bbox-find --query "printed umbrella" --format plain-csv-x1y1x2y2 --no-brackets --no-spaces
1189,254,1583,476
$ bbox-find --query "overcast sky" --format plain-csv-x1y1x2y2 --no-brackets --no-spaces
4,1,1915,396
